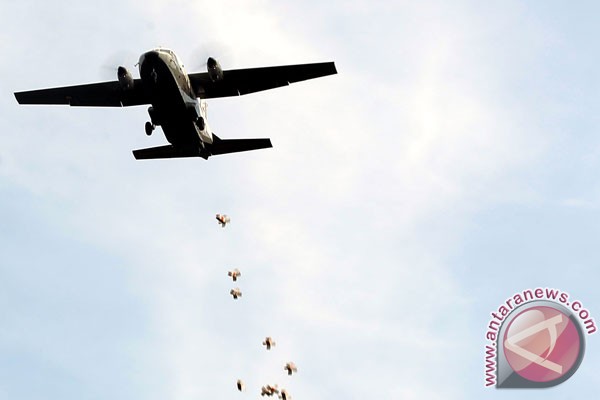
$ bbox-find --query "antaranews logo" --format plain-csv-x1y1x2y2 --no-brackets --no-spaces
484,288,596,388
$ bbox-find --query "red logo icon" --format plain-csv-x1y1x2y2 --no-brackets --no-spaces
503,306,581,383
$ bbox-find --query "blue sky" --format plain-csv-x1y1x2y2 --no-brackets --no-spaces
1,1,599,399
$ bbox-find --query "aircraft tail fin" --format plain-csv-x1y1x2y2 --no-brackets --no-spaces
209,134,272,156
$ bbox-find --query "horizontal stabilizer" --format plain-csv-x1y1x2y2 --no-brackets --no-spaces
132,135,272,160
210,134,272,156
132,145,200,160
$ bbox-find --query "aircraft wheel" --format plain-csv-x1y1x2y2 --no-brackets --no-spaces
145,121,154,136
196,117,205,131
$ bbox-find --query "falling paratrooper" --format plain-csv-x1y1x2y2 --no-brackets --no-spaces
236,379,244,391
284,362,297,376
228,268,241,281
216,213,230,227
260,384,279,397
230,287,242,299
262,336,276,350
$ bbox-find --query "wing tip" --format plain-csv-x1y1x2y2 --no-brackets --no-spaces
14,92,25,104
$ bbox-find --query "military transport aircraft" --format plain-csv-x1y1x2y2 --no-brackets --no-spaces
14,48,337,160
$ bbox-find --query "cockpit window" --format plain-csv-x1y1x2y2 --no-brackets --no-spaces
157,48,179,61
151,48,183,67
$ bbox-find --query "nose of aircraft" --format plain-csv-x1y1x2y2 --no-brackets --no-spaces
138,50,159,69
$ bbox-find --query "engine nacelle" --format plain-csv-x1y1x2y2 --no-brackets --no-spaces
117,66,134,90
206,57,223,82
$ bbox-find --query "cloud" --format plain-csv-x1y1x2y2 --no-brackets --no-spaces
4,1,596,399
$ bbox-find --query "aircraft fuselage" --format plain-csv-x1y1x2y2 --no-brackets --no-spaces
138,49,213,154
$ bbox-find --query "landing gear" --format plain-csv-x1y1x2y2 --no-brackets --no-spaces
145,121,155,136
196,117,205,131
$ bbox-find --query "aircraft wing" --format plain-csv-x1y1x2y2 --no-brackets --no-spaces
189,62,337,99
14,79,149,107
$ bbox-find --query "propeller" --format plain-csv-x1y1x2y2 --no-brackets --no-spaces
187,41,234,71
99,49,138,80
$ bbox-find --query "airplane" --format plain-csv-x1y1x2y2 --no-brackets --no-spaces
14,48,337,160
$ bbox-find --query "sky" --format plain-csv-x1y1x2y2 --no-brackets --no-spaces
1,1,600,399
